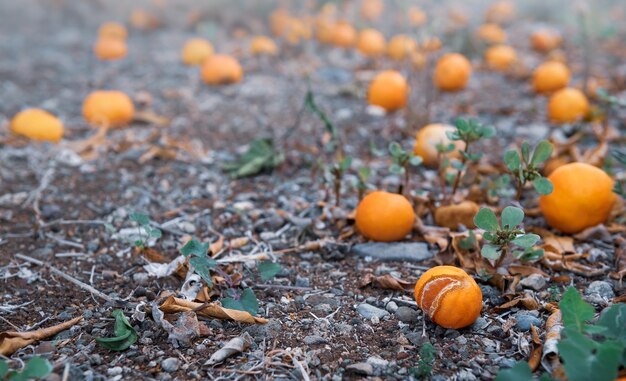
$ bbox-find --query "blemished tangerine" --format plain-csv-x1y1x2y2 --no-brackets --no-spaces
93,38,127,61
367,70,408,112
476,23,507,44
548,88,589,123
331,21,357,48
530,29,562,53
413,124,465,167
485,45,517,71
250,36,278,56
82,90,134,127
355,191,415,242
201,54,243,85
532,61,570,94
539,163,616,234
414,266,482,329
387,34,416,61
356,28,386,57
98,22,127,41
181,38,214,65
10,109,64,142
434,53,472,91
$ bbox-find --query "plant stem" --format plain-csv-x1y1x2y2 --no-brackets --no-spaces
515,179,523,201
404,165,410,196
334,172,341,206
449,141,470,203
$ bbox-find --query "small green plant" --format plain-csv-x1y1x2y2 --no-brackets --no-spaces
356,167,372,201
410,342,436,379
504,140,554,200
330,155,352,206
304,85,342,153
446,118,496,201
612,148,626,197
483,174,514,201
129,212,162,250
495,287,626,381
0,357,52,381
222,138,284,178
389,142,422,195
96,309,138,351
473,206,544,267
181,239,281,316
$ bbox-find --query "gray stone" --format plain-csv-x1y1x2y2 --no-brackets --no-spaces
366,356,389,369
303,335,328,345
514,311,542,331
295,276,310,288
161,357,179,373
345,362,374,376
133,272,150,285
107,367,123,376
356,303,390,320
584,281,614,303
520,274,547,291
351,242,435,262
385,301,399,313
395,307,419,324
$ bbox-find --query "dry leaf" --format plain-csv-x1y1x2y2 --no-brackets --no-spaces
416,218,450,251
204,332,253,366
0,316,83,356
574,225,611,242
151,305,209,347
530,228,575,254
358,273,415,291
493,294,540,312
541,310,563,373
610,236,626,286
228,237,249,250
133,110,170,126
159,296,268,324
508,265,549,277
433,201,479,230
210,236,225,255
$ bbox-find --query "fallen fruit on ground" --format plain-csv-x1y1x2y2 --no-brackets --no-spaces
485,0,516,24
414,266,482,329
476,23,507,44
532,61,570,93
355,191,415,242
539,162,616,234
356,28,386,57
530,29,562,53
434,201,480,230
434,53,471,91
547,87,589,123
93,37,128,61
387,34,416,61
413,124,465,167
331,21,356,48
408,6,427,26
485,45,516,71
82,90,135,127
10,109,64,142
360,0,384,21
181,38,214,65
201,54,243,85
249,35,278,56
367,70,408,112
97,22,127,40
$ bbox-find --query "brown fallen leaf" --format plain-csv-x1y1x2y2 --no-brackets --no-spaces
358,273,415,291
416,218,450,251
0,316,83,356
433,201,479,230
541,310,563,373
508,265,549,278
528,324,543,371
151,305,209,347
133,110,170,126
228,237,250,250
159,296,268,324
610,236,626,286
530,227,575,254
204,332,253,366
542,251,608,277
493,294,540,312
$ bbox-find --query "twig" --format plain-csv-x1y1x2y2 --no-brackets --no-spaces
15,254,115,303
292,357,311,381
253,284,313,291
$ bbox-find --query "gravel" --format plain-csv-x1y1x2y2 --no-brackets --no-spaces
356,303,390,319
351,242,436,262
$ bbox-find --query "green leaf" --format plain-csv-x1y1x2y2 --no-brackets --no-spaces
504,150,522,171
494,361,533,381
558,328,623,381
474,208,499,231
389,163,405,174
180,239,210,257
130,212,150,226
560,287,594,331
389,142,403,157
0,360,8,378
222,138,284,178
501,206,524,229
596,303,626,345
481,244,501,260
305,88,338,140
516,248,544,262
511,233,540,248
96,310,137,351
21,357,53,379
521,142,531,164
222,288,259,316
148,227,162,238
189,256,217,287
532,177,554,195
258,260,282,281
531,140,554,165
409,155,423,166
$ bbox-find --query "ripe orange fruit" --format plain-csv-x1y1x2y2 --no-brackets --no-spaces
98,22,127,41
387,34,416,61
408,6,427,26
181,38,214,65
331,21,356,48
355,191,415,242
93,38,128,61
82,90,134,127
530,29,562,53
356,29,386,57
315,18,334,44
283,18,312,45
421,37,442,53
10,109,64,142
270,8,290,37
130,9,160,30
476,23,507,44
485,45,517,71
414,266,483,329
413,124,465,167
548,88,589,123
485,0,516,24
360,0,384,21
532,61,570,93
250,36,278,56
539,163,616,233
434,53,472,91
367,70,408,112
201,54,243,85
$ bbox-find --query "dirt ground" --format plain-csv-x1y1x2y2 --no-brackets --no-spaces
1,1,625,380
